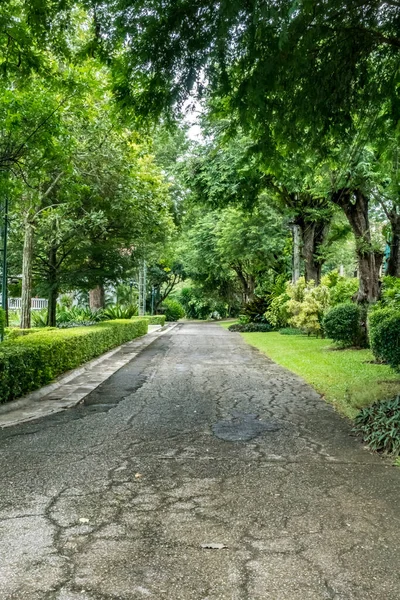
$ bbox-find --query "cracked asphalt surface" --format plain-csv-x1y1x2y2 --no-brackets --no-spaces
1,322,400,600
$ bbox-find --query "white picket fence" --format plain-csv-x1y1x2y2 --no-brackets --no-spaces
4,298,48,310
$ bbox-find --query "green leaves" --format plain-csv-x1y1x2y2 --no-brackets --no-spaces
354,396,400,456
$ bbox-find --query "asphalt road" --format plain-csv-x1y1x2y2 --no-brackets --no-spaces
0,322,399,600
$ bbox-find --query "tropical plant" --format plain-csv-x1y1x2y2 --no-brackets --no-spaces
102,305,138,320
354,397,400,455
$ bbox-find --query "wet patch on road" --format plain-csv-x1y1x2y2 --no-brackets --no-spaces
212,411,280,442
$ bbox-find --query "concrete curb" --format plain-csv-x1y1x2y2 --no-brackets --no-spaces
0,322,178,429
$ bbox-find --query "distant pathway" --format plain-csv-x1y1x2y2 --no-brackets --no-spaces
0,322,399,599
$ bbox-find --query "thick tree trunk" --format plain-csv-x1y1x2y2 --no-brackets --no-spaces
300,221,328,285
386,212,400,276
89,285,105,310
292,224,301,283
235,269,255,303
47,246,58,327
332,188,380,304
20,219,34,329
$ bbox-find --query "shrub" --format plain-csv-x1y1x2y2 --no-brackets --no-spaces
0,319,148,404
367,306,398,331
132,315,166,326
279,327,303,335
228,322,273,333
163,298,185,321
323,303,362,346
238,314,251,325
241,297,270,323
146,315,166,326
380,276,400,307
5,327,56,340
369,313,400,370
353,396,400,455
178,286,230,320
322,273,359,306
287,279,330,336
264,293,290,329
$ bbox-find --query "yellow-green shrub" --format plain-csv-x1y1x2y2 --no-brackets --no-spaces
287,278,330,336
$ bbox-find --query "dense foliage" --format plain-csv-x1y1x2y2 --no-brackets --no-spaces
323,304,363,347
354,397,400,456
162,299,185,322
369,314,400,371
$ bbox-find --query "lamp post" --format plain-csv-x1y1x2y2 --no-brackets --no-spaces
1,193,9,334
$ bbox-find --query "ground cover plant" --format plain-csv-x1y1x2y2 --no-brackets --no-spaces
228,323,273,333
0,319,148,404
353,396,400,456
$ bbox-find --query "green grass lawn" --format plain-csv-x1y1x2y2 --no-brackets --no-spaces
221,324,400,419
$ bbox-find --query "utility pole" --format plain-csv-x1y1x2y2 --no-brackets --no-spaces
151,286,155,315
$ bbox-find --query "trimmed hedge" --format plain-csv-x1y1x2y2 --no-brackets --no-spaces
369,313,400,370
323,303,362,346
147,315,166,326
0,319,148,404
133,315,166,326
5,327,56,340
368,306,398,331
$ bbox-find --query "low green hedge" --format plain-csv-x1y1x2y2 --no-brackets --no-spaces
5,327,56,340
146,315,166,326
132,315,166,326
0,319,148,404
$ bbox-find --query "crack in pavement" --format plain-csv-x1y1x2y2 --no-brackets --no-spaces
0,322,400,599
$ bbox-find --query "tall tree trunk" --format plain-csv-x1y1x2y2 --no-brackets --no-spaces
89,284,105,310
47,245,58,327
234,268,255,303
292,224,301,283
386,211,400,276
332,188,380,304
300,220,329,285
20,218,34,329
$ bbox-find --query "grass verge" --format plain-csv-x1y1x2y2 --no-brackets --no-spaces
223,328,400,419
